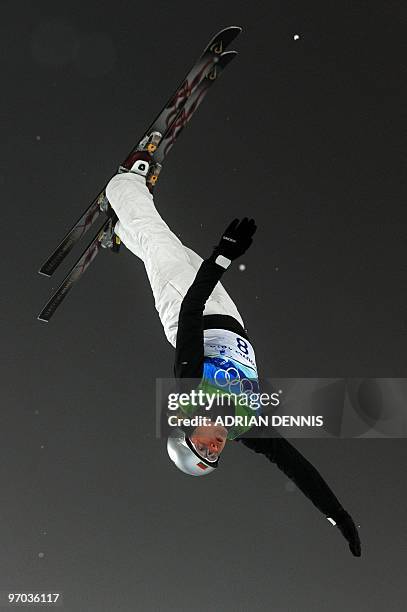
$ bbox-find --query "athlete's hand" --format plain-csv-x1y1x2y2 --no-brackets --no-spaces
335,509,361,557
214,218,257,261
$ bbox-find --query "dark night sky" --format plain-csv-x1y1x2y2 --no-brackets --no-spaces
1,1,407,610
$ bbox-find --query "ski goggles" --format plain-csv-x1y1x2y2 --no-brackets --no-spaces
185,436,219,467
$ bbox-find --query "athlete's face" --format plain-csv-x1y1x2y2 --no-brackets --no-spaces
189,422,228,461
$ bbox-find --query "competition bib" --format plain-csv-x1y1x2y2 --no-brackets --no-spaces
203,329,257,373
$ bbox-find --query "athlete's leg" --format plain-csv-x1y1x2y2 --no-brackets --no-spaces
106,173,243,346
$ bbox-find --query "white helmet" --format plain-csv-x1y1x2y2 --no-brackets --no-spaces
167,428,219,476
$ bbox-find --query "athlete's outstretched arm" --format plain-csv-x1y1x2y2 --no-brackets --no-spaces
174,218,257,381
174,256,228,380
237,435,361,556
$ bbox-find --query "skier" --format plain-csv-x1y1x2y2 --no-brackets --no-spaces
105,154,362,558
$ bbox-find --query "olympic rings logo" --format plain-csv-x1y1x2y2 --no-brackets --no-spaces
213,367,256,395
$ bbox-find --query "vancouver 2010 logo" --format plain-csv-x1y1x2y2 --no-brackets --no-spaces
213,366,259,395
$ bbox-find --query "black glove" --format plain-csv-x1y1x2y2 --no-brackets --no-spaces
214,218,257,261
335,509,361,557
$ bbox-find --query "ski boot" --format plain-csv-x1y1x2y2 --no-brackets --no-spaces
98,131,163,253
119,131,162,192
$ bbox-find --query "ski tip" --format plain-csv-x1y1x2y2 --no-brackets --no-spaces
37,314,50,323
217,50,238,67
38,268,52,278
223,25,242,34
211,26,242,46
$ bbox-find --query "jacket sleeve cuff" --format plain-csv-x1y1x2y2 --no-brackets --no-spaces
215,254,232,269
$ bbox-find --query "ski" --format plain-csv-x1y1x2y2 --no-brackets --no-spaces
38,219,110,323
155,52,237,164
38,26,241,278
37,49,238,322
155,51,237,163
